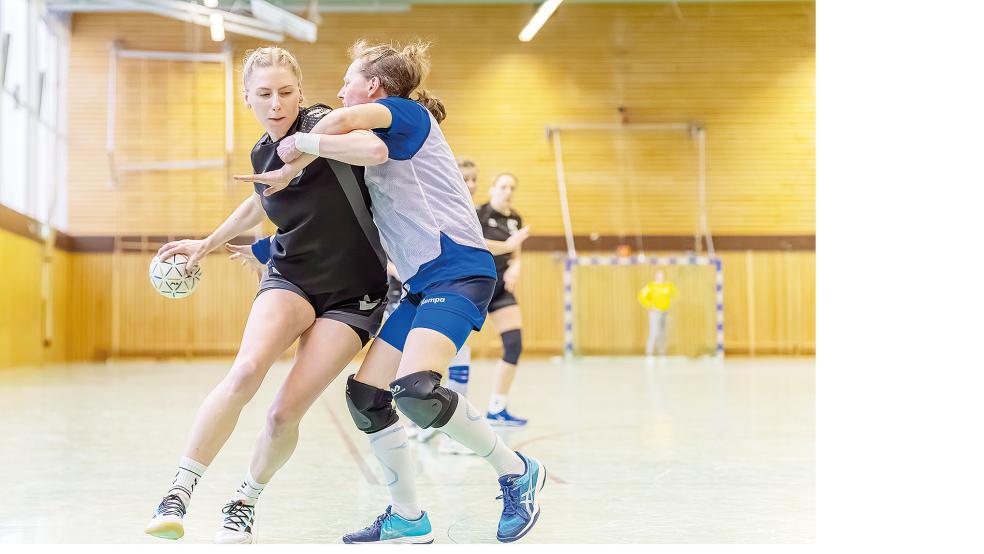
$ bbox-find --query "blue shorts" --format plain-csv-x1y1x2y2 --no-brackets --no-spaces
377,276,496,351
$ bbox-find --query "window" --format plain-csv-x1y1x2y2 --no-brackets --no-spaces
0,0,68,228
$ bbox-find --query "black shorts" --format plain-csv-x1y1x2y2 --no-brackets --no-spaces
257,271,387,345
488,274,518,313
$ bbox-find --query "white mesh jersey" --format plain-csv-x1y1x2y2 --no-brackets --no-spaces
365,97,493,290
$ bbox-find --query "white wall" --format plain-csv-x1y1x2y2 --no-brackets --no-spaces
0,0,69,229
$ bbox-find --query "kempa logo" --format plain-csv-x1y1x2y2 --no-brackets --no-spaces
421,297,446,305
390,384,405,396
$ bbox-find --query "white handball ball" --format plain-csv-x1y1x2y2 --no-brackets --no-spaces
149,253,202,299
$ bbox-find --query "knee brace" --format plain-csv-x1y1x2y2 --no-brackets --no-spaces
345,375,399,434
390,370,458,429
501,329,523,365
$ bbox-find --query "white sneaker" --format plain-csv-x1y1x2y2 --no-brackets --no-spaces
415,426,440,443
145,494,187,540
438,436,474,455
214,499,256,544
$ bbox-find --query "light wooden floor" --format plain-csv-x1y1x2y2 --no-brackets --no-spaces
0,356,814,543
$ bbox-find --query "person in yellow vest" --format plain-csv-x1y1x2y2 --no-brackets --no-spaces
639,269,678,356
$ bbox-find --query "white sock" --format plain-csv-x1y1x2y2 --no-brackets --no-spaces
369,423,421,520
232,471,266,505
441,392,524,477
446,375,469,397
447,346,471,398
488,393,508,414
169,456,208,505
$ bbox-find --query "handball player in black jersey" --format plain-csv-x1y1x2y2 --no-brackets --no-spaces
476,173,530,426
143,47,390,544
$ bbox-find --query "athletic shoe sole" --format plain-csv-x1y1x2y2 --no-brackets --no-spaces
487,419,528,427
215,531,255,544
145,520,184,540
342,532,434,544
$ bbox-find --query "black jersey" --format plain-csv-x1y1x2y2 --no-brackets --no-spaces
477,203,523,275
251,104,387,298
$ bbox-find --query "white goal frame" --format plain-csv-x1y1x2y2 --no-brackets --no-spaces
547,122,722,358
562,254,724,359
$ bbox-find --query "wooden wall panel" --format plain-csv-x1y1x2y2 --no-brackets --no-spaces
0,231,44,368
112,252,258,356
66,2,814,238
44,249,74,364
43,249,813,361
0,228,90,368
469,250,814,357
2,234,813,365
57,251,278,360
66,253,113,361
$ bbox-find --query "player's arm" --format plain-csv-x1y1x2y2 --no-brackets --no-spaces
306,103,393,135
284,103,392,165
234,131,387,196
485,226,530,255
291,130,388,166
234,104,394,195
503,244,523,293
157,195,264,268
233,153,315,196
275,103,392,165
485,239,514,256
508,246,523,271
201,194,265,253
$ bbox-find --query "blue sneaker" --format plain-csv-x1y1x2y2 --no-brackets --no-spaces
495,452,546,543
342,506,434,544
486,407,528,427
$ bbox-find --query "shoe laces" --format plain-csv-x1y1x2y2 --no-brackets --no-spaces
496,479,520,518
156,494,186,517
221,500,255,530
362,508,392,535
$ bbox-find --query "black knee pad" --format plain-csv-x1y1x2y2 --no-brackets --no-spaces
345,375,399,434
501,329,523,365
390,370,458,429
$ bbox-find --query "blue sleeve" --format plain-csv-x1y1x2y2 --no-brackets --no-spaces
251,236,272,265
372,97,431,161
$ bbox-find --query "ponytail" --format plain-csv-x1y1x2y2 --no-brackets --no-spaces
414,89,446,124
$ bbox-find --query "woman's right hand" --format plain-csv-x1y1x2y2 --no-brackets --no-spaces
234,166,298,197
156,239,210,272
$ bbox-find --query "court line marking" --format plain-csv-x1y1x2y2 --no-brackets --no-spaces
320,399,379,486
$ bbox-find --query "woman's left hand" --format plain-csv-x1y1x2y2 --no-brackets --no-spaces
234,166,298,197
277,135,302,163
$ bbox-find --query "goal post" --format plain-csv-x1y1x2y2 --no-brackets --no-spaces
547,122,723,358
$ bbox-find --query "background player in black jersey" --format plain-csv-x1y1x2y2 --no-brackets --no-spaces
395,159,529,451
143,47,391,544
477,173,531,426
